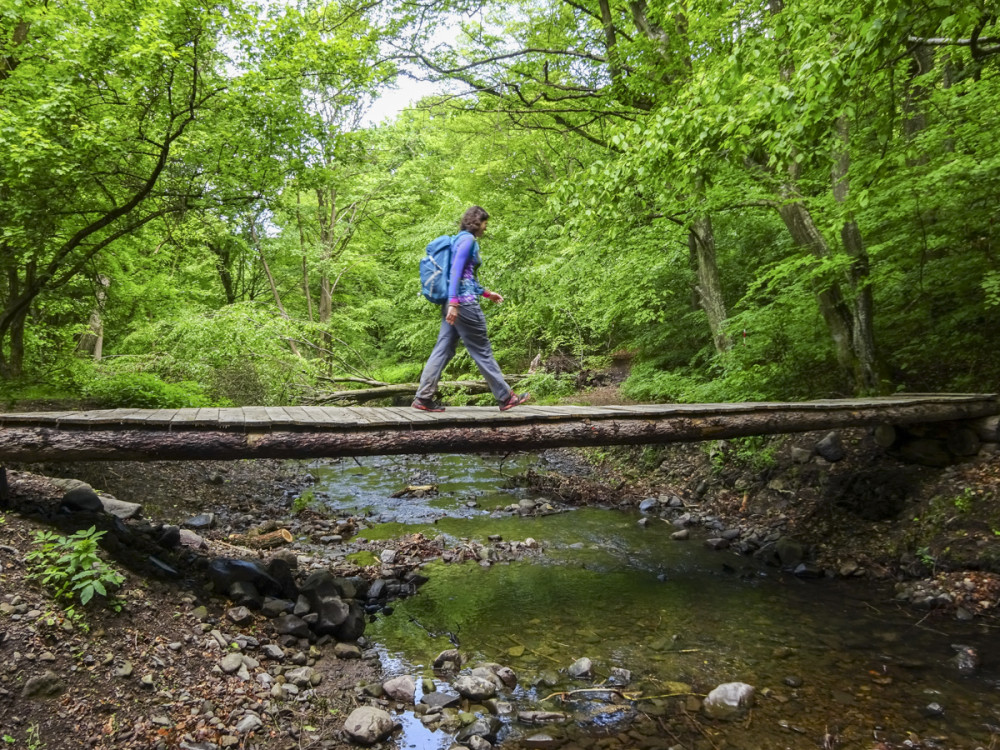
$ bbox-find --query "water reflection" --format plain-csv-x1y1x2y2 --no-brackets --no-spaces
307,454,1000,749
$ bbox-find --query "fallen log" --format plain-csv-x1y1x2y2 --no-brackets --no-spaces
2,398,998,462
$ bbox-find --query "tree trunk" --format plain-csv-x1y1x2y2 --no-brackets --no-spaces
2,398,995,462
832,115,884,394
249,218,301,358
76,275,110,360
688,215,730,353
773,197,856,383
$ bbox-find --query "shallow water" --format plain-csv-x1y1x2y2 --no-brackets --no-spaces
306,454,1000,750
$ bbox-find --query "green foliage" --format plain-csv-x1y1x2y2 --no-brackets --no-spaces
292,490,321,515
85,372,214,409
3,0,1000,404
25,527,125,613
516,372,577,402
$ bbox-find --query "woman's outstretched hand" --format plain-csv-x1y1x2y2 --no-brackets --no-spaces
446,304,459,325
483,290,504,304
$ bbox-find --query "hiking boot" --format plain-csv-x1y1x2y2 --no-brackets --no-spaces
499,392,531,411
412,397,445,412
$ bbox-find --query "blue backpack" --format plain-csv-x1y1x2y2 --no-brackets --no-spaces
419,232,467,304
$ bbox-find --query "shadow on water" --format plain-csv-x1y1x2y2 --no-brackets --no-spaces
307,454,1000,750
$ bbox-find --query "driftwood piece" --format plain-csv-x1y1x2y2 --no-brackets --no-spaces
229,528,293,549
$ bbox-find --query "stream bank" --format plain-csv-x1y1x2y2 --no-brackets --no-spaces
2,423,1000,750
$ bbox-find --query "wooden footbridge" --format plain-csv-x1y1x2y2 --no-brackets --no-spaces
0,394,998,463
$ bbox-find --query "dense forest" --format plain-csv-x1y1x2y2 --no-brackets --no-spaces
1,0,998,408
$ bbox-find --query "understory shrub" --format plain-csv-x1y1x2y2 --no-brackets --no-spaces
25,527,125,620
86,371,213,408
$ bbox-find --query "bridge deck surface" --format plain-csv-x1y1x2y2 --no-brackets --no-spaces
0,394,997,432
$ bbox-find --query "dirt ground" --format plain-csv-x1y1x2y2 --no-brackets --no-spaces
3,412,1000,749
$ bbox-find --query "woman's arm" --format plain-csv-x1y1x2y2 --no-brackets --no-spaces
447,233,474,303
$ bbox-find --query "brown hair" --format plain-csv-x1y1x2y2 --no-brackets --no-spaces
459,206,490,237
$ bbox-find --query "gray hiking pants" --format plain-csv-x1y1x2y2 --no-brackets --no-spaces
415,303,511,404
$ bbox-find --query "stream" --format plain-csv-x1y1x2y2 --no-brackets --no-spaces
301,452,1000,750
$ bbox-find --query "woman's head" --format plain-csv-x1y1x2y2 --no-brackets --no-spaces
460,206,490,238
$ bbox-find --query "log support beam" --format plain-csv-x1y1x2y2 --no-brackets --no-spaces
0,400,997,463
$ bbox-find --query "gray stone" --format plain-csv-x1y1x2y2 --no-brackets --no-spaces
671,529,689,541
158,525,181,548
703,682,755,720
100,496,142,519
179,529,206,549
235,714,263,734
608,667,631,686
421,691,461,709
494,666,517,688
704,538,729,550
335,642,363,660
227,606,253,625
229,581,263,610
467,736,493,750
567,657,592,679
638,498,659,514
61,487,103,513
114,661,134,678
184,513,216,529
285,666,321,688
815,432,845,462
455,716,501,744
261,597,293,617
454,675,497,700
433,649,464,671
220,653,244,674
343,706,396,745
262,644,284,661
207,558,283,598
383,675,416,703
273,614,310,638
21,671,64,699
790,446,813,463
774,537,806,568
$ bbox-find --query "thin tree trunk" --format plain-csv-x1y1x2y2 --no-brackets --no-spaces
296,192,315,323
774,195,857,382
76,275,110,360
688,216,730,353
249,219,301,358
832,115,883,394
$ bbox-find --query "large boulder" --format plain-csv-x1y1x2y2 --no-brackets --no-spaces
382,675,416,703
343,706,396,746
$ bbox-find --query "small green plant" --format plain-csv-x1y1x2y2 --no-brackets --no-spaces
953,488,975,513
25,527,125,611
292,489,318,515
3,734,16,744
26,723,41,750
916,546,936,570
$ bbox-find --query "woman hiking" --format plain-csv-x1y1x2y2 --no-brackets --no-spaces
412,206,530,412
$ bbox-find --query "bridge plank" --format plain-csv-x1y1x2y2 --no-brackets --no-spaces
240,407,272,428
264,407,295,426
142,409,181,425
319,407,369,425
